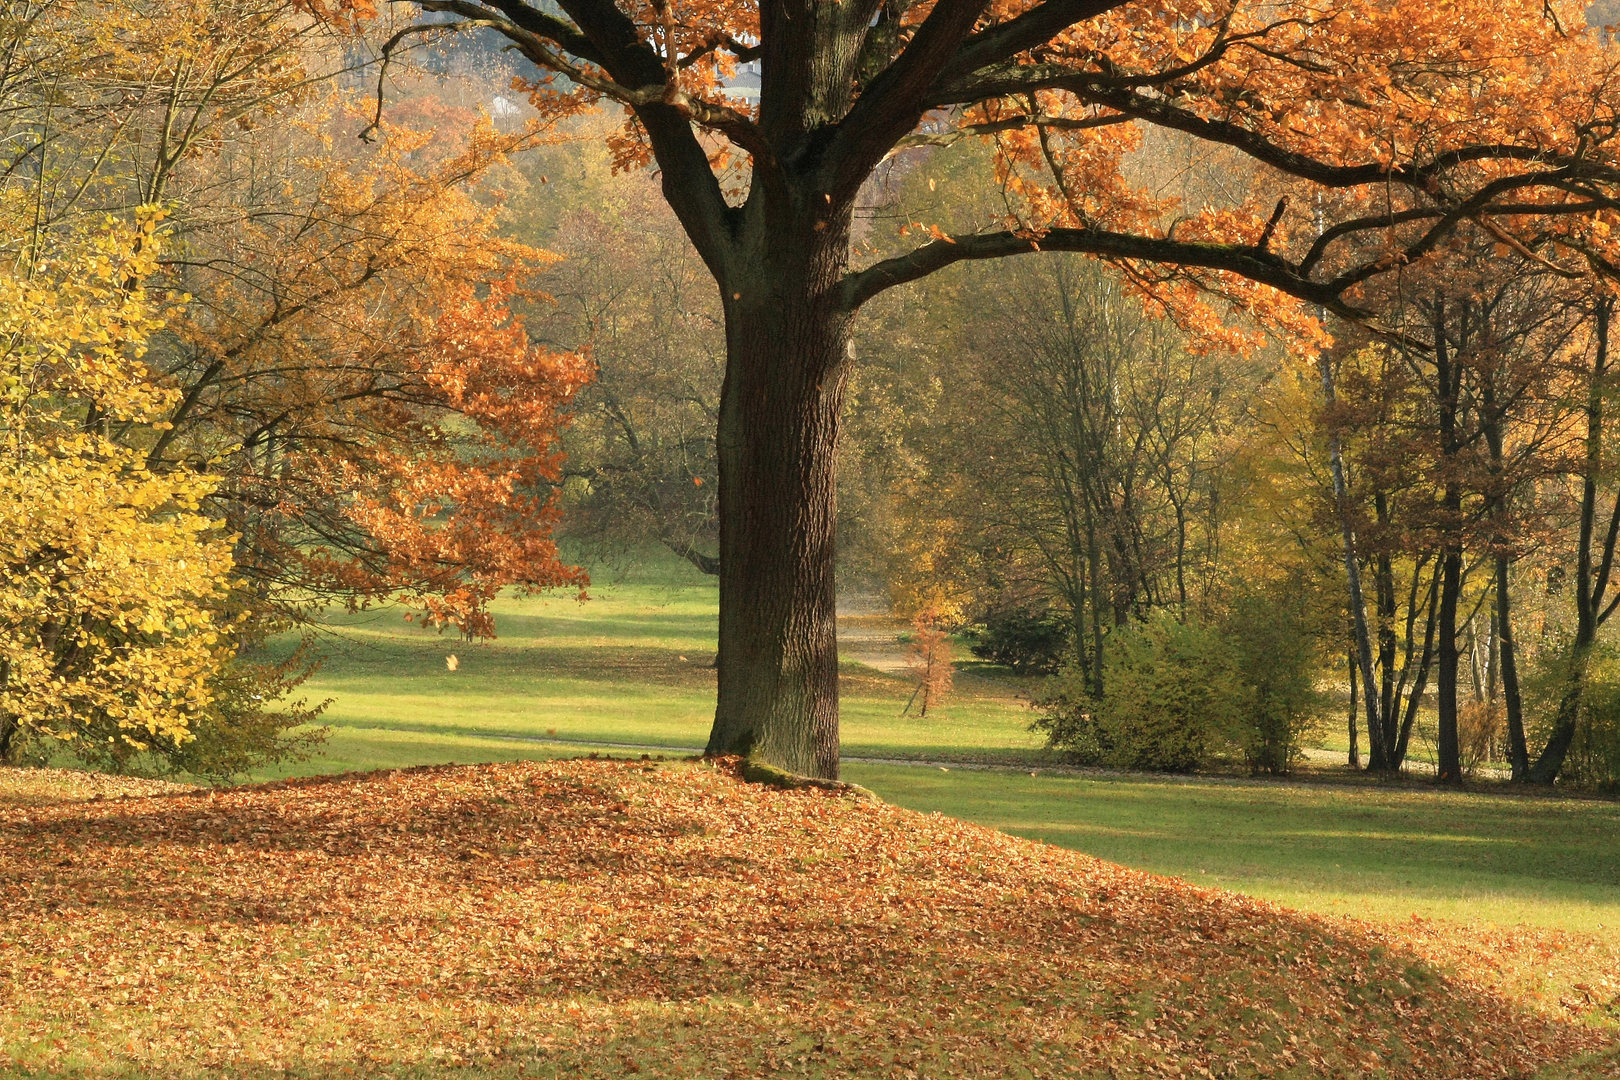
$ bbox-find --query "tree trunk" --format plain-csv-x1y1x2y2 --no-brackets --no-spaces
1316,349,1386,769
1435,545,1463,781
1347,646,1360,768
705,220,855,779
1087,517,1106,695
1480,369,1530,781
1433,305,1463,783
1529,298,1614,784
1393,563,1440,767
1496,556,1530,779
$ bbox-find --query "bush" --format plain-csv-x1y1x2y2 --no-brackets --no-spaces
1521,640,1620,791
1220,580,1323,775
1457,701,1504,777
1030,662,1106,762
1035,612,1246,772
968,607,1069,674
1557,648,1620,792
1035,580,1324,775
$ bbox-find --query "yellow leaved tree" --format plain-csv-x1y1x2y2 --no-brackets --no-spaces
0,214,236,770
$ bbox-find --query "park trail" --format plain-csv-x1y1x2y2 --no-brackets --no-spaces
834,595,910,675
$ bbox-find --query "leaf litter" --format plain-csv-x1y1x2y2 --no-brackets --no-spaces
0,757,1615,1078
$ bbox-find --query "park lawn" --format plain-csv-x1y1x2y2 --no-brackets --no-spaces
843,764,1620,1014
843,766,1620,934
283,571,1045,767
2,758,1616,1080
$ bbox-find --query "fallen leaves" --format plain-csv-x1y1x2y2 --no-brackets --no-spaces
0,758,1613,1078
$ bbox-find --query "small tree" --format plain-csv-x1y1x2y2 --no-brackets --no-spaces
0,220,235,769
904,607,954,718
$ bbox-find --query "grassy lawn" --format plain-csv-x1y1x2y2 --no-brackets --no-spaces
843,765,1620,935
272,557,1044,772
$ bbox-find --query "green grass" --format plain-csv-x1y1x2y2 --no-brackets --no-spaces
842,764,1620,935
269,557,1043,775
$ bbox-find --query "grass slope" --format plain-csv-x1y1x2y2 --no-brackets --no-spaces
846,766,1620,933
2,760,1616,1079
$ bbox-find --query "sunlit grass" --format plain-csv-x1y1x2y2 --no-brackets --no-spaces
273,555,1044,767
844,764,1620,934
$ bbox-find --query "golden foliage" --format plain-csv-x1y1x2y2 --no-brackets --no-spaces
0,216,234,763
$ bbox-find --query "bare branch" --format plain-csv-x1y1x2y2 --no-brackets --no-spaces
838,227,1359,316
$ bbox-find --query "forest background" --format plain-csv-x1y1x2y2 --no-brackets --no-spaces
6,0,1620,795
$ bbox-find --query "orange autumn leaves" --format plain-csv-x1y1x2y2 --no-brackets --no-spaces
0,757,1614,1078
1,0,594,767
164,111,592,637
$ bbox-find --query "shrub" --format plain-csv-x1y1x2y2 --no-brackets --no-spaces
1036,612,1246,772
1522,640,1620,791
1030,662,1106,762
1457,701,1504,777
968,607,1069,674
1220,580,1323,775
1035,580,1324,774
1562,650,1620,793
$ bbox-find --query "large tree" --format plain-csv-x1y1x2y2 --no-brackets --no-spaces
371,0,1620,777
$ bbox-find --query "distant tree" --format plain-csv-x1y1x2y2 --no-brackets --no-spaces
531,170,724,574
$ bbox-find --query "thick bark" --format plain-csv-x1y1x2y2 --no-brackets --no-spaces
1373,539,1398,762
1480,374,1530,780
704,216,855,779
1435,546,1463,781
1432,305,1463,783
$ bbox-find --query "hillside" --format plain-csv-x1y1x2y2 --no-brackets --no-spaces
1,759,1615,1079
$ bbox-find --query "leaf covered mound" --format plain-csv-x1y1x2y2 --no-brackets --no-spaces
0,758,1612,1078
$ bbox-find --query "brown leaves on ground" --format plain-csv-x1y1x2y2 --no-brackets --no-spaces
0,758,1614,1078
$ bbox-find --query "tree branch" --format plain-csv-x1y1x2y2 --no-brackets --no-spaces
887,109,1128,153
826,0,995,196
838,227,1359,316
935,0,1123,84
417,0,602,62
419,0,747,277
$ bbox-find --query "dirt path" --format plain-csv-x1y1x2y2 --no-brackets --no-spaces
835,608,909,674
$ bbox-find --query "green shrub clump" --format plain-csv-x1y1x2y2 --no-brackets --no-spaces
1035,592,1321,774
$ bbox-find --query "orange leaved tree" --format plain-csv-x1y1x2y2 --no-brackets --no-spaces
903,608,953,718
359,0,1620,777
